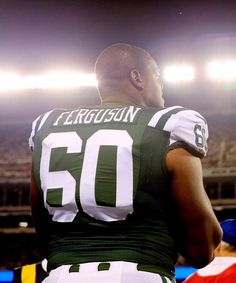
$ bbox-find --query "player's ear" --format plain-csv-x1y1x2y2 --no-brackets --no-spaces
129,69,144,90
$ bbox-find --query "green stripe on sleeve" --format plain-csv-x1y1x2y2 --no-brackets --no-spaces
155,107,187,130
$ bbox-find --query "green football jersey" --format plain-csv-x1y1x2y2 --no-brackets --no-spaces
29,104,208,279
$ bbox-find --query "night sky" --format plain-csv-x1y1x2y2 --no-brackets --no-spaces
0,0,236,72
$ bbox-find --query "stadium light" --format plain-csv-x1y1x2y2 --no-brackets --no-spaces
36,72,98,89
0,72,97,92
207,60,236,81
163,65,195,83
0,73,22,91
18,222,28,228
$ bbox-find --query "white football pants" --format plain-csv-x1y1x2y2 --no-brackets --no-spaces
42,261,175,283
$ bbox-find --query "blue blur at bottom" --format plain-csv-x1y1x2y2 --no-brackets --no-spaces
0,267,196,282
175,266,197,280
0,271,13,283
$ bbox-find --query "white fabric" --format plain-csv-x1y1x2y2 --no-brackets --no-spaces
147,106,183,128
148,106,208,157
29,110,54,149
196,256,236,276
164,109,208,156
41,258,48,272
29,115,41,149
42,261,173,283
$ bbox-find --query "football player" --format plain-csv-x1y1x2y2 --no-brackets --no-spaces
29,43,222,283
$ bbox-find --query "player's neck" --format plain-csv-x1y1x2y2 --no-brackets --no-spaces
102,96,138,106
100,89,145,107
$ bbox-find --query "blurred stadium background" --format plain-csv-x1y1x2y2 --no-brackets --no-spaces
0,59,236,282
0,1,236,282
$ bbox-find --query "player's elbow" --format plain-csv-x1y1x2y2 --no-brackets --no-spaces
189,253,214,269
188,225,223,268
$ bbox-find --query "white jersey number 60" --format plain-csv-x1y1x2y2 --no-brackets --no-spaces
40,130,133,223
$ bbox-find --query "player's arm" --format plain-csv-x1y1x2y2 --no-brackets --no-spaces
166,147,222,268
31,167,50,255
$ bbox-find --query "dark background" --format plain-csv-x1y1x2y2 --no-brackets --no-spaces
0,0,236,71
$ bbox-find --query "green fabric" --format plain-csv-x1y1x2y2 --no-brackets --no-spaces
32,105,178,279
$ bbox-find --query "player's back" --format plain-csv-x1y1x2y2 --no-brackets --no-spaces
30,103,207,279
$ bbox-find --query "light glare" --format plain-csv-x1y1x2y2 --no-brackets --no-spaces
19,222,28,228
0,72,98,92
0,73,21,90
207,60,236,81
164,65,195,83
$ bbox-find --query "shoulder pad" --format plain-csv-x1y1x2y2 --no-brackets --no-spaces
148,106,208,158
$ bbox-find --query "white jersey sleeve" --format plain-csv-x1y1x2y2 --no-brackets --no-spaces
29,110,54,150
29,115,42,150
148,106,208,158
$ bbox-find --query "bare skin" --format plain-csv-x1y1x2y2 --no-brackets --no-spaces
166,148,222,267
215,241,236,257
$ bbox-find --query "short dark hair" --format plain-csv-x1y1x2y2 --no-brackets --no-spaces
94,43,155,81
